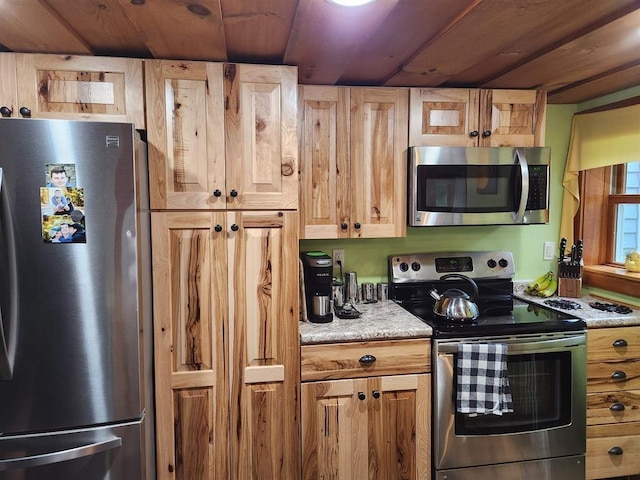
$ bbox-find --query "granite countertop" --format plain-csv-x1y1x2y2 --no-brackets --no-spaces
299,300,432,345
513,284,640,328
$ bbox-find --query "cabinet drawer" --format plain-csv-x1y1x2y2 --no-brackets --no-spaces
586,423,640,479
301,339,431,381
587,390,640,425
588,327,640,361
587,359,640,393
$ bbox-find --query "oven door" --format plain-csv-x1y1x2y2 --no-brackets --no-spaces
433,332,586,470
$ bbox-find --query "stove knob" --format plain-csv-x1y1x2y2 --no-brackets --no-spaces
499,258,509,268
399,262,409,272
487,259,497,268
411,261,421,272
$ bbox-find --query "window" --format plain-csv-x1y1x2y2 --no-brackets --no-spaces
612,162,640,262
577,162,640,296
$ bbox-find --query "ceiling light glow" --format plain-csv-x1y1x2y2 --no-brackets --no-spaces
328,0,377,6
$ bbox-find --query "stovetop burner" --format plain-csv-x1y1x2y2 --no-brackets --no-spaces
589,301,633,314
544,299,582,310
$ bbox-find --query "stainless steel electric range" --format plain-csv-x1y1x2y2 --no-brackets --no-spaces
389,251,587,480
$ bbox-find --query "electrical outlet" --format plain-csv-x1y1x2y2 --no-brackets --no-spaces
543,241,556,260
332,249,345,268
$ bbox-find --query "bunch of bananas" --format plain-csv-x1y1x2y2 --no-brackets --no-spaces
524,271,557,297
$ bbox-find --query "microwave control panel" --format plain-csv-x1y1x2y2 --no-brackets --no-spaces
525,165,549,210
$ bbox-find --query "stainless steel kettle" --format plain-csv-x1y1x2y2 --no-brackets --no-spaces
429,274,480,322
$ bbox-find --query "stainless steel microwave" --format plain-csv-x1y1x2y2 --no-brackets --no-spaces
408,146,550,226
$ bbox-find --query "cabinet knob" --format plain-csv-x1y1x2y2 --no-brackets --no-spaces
469,130,479,138
609,402,625,412
613,339,628,348
230,189,238,198
19,106,31,117
230,224,239,232
341,223,348,230
354,222,361,229
608,446,624,456
611,370,627,381
214,224,223,232
359,354,376,364
372,390,381,399
482,130,492,138
213,189,222,197
0,106,12,117
357,392,366,401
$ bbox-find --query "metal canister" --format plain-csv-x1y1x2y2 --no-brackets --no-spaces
362,282,376,303
344,271,359,304
332,282,345,307
377,282,388,302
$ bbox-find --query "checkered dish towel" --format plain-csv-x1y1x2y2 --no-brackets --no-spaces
457,343,514,416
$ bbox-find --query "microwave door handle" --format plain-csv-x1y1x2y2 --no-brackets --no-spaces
514,148,529,223
0,168,18,381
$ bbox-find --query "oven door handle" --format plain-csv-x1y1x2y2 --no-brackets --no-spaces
437,335,585,354
514,148,529,224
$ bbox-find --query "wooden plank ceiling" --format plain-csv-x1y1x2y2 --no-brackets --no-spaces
0,0,639,104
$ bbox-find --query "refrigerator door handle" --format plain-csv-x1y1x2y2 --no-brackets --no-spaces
0,436,122,470
0,168,19,381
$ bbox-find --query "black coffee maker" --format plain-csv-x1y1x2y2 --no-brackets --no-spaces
301,251,333,323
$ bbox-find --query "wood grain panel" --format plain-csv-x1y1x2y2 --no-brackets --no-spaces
0,54,17,116
174,388,215,480
482,89,547,146
588,327,640,360
350,87,408,238
587,358,640,393
15,54,144,126
0,1,91,54
301,339,431,381
224,64,298,210
145,60,225,210
45,0,149,56
587,390,640,426
116,0,226,61
298,85,350,239
587,422,640,480
152,212,228,480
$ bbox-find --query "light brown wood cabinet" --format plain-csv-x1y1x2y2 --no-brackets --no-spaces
586,326,640,479
300,339,431,479
145,60,298,211
298,85,408,239
0,52,144,126
409,88,546,147
152,210,300,480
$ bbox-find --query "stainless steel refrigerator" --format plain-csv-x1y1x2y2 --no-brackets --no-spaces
0,118,154,479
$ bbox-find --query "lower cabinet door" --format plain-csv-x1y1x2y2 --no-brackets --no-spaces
302,374,431,480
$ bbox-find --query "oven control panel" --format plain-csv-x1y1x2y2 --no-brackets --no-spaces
389,251,515,283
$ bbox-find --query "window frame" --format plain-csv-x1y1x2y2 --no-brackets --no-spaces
577,165,640,297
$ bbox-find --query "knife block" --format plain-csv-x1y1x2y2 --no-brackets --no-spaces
558,277,582,298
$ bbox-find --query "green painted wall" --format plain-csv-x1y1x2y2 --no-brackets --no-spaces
301,103,577,284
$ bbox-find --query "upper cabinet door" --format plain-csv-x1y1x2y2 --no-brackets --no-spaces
14,54,144,126
409,88,480,147
409,88,546,147
224,64,298,210
145,60,225,210
298,85,351,239
481,89,547,147
350,88,408,238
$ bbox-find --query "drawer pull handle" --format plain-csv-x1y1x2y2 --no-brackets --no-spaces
608,446,624,456
610,402,626,412
613,339,628,348
359,354,376,364
372,390,380,399
357,392,366,401
611,370,627,381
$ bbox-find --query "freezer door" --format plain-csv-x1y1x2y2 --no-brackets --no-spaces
0,418,146,480
0,119,147,435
